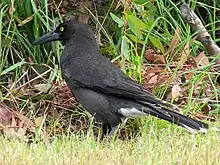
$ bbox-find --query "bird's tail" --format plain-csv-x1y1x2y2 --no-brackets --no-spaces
143,103,208,133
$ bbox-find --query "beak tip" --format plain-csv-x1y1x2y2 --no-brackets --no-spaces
32,37,43,45
32,41,38,45
32,31,59,46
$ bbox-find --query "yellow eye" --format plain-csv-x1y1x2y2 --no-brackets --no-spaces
60,27,64,32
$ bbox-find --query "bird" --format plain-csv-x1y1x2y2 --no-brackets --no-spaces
33,19,208,135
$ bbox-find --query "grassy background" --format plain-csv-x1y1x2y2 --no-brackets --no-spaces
0,0,220,163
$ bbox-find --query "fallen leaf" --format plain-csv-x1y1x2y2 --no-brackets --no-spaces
172,85,182,100
194,51,209,68
167,27,181,57
35,116,45,127
17,128,26,137
148,75,158,84
156,74,170,87
143,65,170,89
11,116,16,127
53,85,76,108
0,104,13,126
145,50,166,64
178,42,190,68
4,128,17,139
4,127,26,139
51,108,60,118
145,50,154,61
34,84,52,93
3,116,26,139
187,57,197,67
204,82,212,97
153,54,166,64
78,1,90,24
195,113,207,120
14,111,35,128
185,72,194,80
201,104,211,114
193,82,202,96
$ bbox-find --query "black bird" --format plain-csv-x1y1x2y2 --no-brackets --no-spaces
33,20,208,135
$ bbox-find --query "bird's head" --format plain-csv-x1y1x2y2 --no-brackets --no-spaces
33,20,94,45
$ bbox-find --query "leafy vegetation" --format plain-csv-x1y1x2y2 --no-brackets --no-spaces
0,0,219,163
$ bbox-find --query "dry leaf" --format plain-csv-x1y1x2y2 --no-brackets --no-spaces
178,42,190,67
34,84,52,93
53,85,76,108
3,116,26,139
78,1,90,24
11,116,16,127
195,111,215,121
17,128,26,137
145,50,154,61
156,75,170,87
4,127,26,139
35,117,45,127
195,113,207,120
143,66,170,89
153,54,166,64
187,57,197,67
145,50,166,64
51,109,60,118
201,104,211,114
148,75,158,84
168,27,181,57
172,85,182,100
0,104,13,126
4,128,17,139
14,111,35,128
185,72,194,80
193,82,202,96
194,51,209,68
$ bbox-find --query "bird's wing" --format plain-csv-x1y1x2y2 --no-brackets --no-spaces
99,75,176,110
62,54,176,110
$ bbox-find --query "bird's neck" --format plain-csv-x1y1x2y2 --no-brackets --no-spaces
68,34,98,54
61,35,100,65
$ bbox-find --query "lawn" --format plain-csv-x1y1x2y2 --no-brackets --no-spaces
0,124,219,165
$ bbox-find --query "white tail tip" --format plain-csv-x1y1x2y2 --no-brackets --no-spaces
180,124,208,134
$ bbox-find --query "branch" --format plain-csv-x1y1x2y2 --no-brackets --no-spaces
180,4,220,68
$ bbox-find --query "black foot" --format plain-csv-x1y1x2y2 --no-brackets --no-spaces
102,123,117,137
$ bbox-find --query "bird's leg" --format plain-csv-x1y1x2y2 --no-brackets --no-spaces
102,123,111,136
102,123,118,136
108,126,117,136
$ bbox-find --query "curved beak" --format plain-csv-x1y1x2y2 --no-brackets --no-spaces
33,30,60,45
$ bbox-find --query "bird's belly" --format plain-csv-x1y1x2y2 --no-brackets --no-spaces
72,88,121,126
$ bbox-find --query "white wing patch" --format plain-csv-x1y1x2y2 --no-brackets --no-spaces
118,108,146,118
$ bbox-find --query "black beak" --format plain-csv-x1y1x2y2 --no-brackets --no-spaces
33,30,60,45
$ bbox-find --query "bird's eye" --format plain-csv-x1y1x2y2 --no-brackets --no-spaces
60,27,64,32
